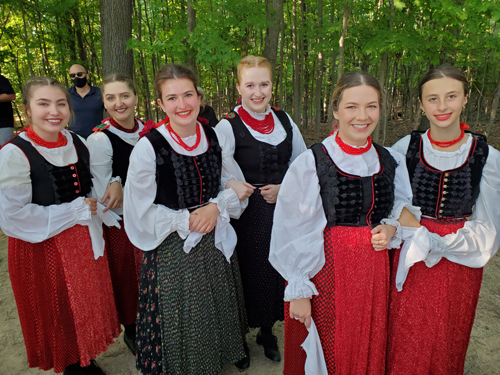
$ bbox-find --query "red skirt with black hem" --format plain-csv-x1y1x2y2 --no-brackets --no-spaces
387,218,483,375
8,225,120,373
284,226,389,375
103,225,142,326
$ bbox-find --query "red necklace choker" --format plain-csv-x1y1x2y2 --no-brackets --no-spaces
335,133,372,155
26,127,67,148
238,106,275,134
166,120,201,151
428,123,469,148
108,117,140,133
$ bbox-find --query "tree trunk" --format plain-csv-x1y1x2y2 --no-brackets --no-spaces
20,1,34,76
186,0,197,77
315,0,324,134
100,0,134,77
372,52,387,143
486,69,500,136
72,5,88,64
263,0,282,74
291,0,301,125
337,2,348,82
136,0,152,120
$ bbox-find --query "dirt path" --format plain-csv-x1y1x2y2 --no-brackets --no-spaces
0,230,498,374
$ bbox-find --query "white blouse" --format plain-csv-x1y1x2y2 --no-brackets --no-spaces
215,104,307,182
392,131,500,290
0,130,121,259
269,131,420,301
86,119,144,216
123,123,244,261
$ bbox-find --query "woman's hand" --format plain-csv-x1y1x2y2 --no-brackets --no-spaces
260,184,280,204
189,202,220,233
290,298,312,328
84,197,98,215
371,224,397,251
225,180,255,201
101,181,123,213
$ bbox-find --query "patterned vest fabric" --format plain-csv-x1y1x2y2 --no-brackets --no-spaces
311,142,397,228
9,132,92,206
145,125,222,210
406,131,489,221
227,108,293,185
102,129,134,185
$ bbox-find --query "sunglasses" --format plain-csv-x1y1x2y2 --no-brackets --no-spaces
69,72,86,78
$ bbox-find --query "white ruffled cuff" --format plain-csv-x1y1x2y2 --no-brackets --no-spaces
174,209,191,239
72,197,92,226
284,277,319,301
211,191,238,261
380,218,402,249
109,176,122,186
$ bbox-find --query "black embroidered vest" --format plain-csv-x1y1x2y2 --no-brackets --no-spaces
406,131,488,221
145,125,222,210
311,142,397,228
102,129,134,185
9,132,92,206
227,108,293,185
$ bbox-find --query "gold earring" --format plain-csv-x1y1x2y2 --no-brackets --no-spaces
463,104,466,109
422,110,426,116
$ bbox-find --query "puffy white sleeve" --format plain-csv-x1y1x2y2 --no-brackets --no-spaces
288,113,307,163
424,146,500,267
269,150,326,301
381,148,421,249
0,144,92,243
87,131,115,200
123,137,190,251
215,119,246,182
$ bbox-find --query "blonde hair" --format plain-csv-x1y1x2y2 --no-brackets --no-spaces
237,55,273,85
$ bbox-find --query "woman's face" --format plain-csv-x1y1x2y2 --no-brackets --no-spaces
333,85,380,146
103,81,138,124
420,77,467,131
157,78,201,133
237,66,272,113
26,85,70,142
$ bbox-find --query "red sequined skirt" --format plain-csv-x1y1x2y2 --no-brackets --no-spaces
387,218,483,374
8,225,120,373
104,225,142,326
284,226,389,375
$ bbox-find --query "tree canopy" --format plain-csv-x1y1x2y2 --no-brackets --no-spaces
1,0,499,138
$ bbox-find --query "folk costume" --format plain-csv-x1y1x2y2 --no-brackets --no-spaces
123,121,248,375
215,104,307,332
269,131,418,374
87,118,144,335
387,130,500,374
0,129,120,373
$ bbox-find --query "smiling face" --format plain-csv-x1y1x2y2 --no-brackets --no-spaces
26,85,70,142
420,77,467,131
333,85,380,146
103,81,138,126
157,78,200,136
237,66,272,113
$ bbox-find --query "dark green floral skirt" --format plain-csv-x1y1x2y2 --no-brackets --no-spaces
136,231,248,375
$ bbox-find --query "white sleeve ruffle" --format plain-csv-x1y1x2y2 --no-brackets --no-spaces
270,150,325,301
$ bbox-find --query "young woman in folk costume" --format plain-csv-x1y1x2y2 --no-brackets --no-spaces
269,71,420,374
0,77,120,375
87,73,147,355
215,55,307,365
123,64,248,374
387,65,500,374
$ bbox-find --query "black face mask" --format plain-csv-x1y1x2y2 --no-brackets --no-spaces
72,76,88,88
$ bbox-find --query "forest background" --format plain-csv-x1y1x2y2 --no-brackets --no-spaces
1,0,500,145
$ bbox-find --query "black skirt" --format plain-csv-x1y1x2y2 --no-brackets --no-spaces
136,231,248,374
232,189,285,328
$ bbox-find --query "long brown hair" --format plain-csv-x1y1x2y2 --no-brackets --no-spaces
154,64,199,101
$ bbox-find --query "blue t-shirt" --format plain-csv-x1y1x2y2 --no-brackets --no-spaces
68,85,104,138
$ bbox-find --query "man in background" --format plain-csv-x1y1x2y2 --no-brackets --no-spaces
67,64,104,138
0,66,16,146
